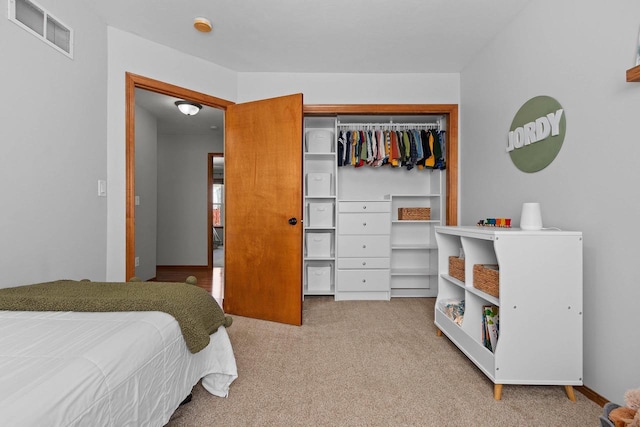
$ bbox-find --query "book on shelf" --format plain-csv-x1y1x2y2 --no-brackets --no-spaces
438,298,465,326
482,305,499,352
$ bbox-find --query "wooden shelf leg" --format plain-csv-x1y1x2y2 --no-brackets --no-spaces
436,329,442,337
493,384,503,400
564,385,576,402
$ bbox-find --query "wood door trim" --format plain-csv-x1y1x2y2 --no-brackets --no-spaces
303,104,459,226
127,73,234,109
207,154,213,269
303,104,457,115
126,89,460,279
125,72,234,281
207,153,224,269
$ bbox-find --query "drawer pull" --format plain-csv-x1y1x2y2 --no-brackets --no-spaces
362,262,366,266
363,205,367,210
362,222,367,226
362,279,366,283
362,245,366,248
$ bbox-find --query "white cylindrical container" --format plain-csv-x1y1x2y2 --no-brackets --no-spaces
520,202,543,230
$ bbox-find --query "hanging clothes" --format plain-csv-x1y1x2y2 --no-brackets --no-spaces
435,130,446,170
335,122,445,171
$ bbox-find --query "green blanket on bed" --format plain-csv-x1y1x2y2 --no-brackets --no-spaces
0,280,232,353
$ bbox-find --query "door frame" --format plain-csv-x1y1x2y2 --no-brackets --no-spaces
207,152,224,269
303,104,459,225
125,79,460,279
125,73,234,281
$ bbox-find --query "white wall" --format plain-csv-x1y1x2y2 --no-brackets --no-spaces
134,105,157,280
0,0,108,287
156,132,223,266
237,73,459,104
105,27,238,281
460,1,640,403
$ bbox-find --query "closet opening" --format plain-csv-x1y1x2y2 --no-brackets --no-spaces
301,106,459,301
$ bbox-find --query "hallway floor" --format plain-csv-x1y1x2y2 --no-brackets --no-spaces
155,265,224,304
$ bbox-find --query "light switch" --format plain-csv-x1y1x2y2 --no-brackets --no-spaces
97,180,107,197
135,196,140,206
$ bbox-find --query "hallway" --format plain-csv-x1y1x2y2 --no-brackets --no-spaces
155,246,224,304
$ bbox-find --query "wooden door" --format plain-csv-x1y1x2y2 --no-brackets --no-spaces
223,94,303,325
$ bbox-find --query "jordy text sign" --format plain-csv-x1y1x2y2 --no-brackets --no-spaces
507,96,566,173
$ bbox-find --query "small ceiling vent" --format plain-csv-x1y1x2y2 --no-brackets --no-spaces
8,0,73,58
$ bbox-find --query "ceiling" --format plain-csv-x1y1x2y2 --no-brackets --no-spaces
87,0,531,74
135,88,224,135
127,1,532,141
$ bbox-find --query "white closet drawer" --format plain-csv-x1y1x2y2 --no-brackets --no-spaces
339,201,390,213
337,269,390,292
338,213,390,235
337,257,390,269
338,235,390,257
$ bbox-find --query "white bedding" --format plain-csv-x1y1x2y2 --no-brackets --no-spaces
0,310,238,426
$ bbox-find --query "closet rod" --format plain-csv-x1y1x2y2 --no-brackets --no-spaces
336,122,440,129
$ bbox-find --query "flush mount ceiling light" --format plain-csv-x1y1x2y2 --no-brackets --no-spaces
194,17,212,33
175,100,202,116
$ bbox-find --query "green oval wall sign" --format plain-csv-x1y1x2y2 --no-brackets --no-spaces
507,96,566,173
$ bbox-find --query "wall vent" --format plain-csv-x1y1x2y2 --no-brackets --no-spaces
8,0,73,58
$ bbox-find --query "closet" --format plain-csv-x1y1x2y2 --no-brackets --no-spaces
303,113,452,300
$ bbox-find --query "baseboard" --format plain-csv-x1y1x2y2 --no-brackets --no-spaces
156,265,209,270
576,385,609,407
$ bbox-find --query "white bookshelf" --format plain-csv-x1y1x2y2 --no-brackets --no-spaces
434,226,583,400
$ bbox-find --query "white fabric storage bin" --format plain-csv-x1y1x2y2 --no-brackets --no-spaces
306,130,333,153
308,202,334,227
307,265,332,291
307,173,331,196
306,233,331,257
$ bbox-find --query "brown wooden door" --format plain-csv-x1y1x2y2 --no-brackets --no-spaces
223,94,303,325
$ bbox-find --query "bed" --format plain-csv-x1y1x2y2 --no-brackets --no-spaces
0,280,238,426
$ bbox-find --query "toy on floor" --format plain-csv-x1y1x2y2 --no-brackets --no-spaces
609,389,640,427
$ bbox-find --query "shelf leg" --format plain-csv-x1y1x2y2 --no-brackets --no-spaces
564,385,576,402
436,328,442,337
493,384,503,400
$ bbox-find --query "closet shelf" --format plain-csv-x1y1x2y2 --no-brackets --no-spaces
391,243,437,250
304,152,335,159
390,267,437,276
392,219,440,224
305,195,337,200
627,64,640,82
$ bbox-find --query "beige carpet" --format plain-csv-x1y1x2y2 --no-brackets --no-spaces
168,297,603,426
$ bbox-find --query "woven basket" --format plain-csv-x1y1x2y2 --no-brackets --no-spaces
398,207,431,220
473,264,500,297
448,256,465,282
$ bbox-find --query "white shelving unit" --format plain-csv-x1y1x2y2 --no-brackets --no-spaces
303,117,337,296
434,226,583,400
303,113,448,301
386,172,443,297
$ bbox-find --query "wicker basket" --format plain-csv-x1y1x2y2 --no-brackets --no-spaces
448,256,465,282
473,264,500,297
398,207,431,220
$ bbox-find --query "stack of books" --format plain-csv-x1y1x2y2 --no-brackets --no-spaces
482,305,499,352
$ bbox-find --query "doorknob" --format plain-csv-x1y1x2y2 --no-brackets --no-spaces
288,217,298,225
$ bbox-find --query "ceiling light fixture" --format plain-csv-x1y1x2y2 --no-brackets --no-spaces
175,100,202,116
194,17,212,33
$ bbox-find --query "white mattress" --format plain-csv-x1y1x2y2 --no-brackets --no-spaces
0,310,238,426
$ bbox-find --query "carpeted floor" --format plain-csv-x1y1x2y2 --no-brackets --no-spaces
168,297,603,426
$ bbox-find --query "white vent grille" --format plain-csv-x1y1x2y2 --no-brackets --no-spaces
8,0,73,58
